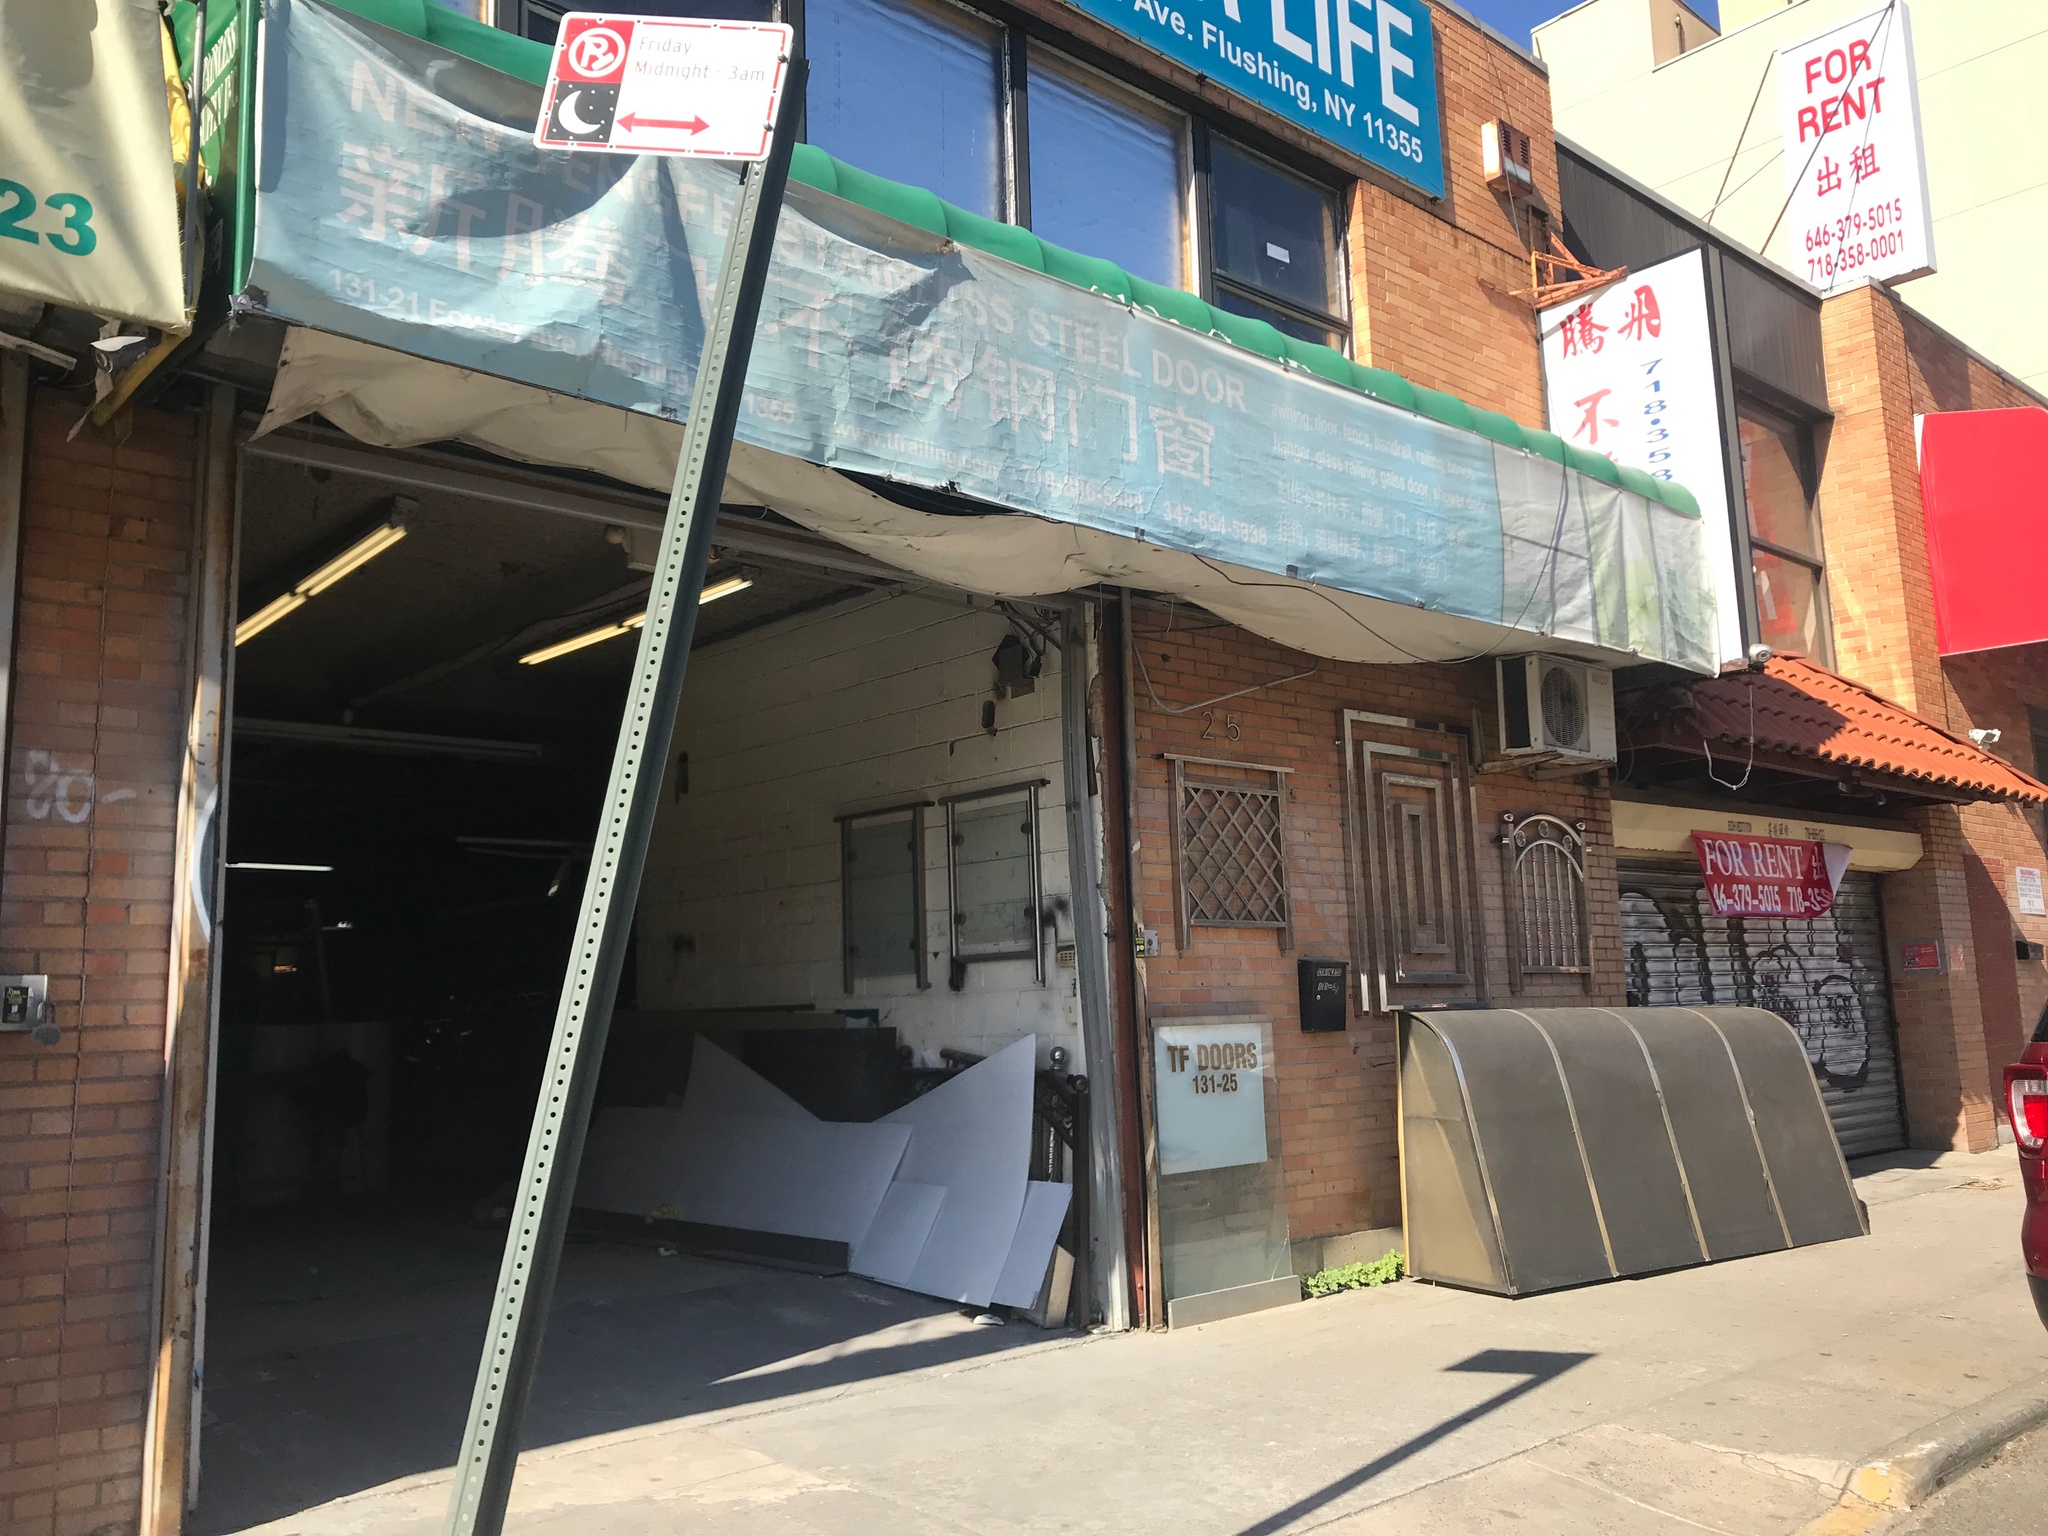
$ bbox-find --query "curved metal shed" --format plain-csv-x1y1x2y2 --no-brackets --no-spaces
1399,1007,1867,1296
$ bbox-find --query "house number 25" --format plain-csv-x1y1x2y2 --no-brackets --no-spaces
0,182,98,256
1200,711,1240,741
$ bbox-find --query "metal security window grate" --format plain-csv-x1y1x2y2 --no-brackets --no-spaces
1169,756,1293,950
1498,812,1591,992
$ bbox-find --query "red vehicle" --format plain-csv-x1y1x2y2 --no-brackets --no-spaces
2006,1004,2048,1327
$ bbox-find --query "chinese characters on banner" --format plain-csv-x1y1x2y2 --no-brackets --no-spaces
1772,3,1935,291
243,0,1721,674
1692,832,1851,919
1540,249,1744,666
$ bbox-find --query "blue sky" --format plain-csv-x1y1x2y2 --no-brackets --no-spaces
1459,0,1720,50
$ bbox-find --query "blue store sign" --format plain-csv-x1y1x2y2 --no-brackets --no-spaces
1066,0,1445,197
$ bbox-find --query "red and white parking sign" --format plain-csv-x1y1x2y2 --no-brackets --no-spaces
534,14,793,160
559,17,634,82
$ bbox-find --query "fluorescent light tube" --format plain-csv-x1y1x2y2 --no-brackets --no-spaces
227,861,336,872
519,612,645,667
699,573,753,603
298,521,409,595
233,591,309,646
517,574,750,666
235,512,409,647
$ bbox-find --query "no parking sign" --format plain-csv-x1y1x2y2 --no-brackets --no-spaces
534,13,793,160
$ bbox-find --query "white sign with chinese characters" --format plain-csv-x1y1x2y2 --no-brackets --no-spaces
2019,867,2046,919
1773,3,1935,291
1540,249,1742,666
1153,1020,1270,1177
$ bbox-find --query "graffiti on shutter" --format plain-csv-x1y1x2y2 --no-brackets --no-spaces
1619,861,1904,1157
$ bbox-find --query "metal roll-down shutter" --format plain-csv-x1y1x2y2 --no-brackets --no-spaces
1619,861,1906,1158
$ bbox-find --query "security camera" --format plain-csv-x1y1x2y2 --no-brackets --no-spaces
1969,727,2002,747
1746,643,1774,671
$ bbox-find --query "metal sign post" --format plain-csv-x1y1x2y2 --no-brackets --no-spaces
444,54,806,1536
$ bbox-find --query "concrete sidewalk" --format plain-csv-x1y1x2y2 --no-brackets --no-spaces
227,1147,2048,1536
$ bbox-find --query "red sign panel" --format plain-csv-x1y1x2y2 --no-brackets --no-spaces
1899,940,1944,973
1691,832,1842,919
1919,407,2048,656
558,15,634,82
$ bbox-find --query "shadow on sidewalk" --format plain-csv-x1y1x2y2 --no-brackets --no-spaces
191,1245,1055,1535
1234,1348,1593,1536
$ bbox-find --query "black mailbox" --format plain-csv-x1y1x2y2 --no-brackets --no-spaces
1298,958,1348,1032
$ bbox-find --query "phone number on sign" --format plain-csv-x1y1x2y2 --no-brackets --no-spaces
1804,197,1907,252
1805,229,1909,283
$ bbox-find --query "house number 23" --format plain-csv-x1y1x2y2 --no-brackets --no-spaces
0,182,98,256
1200,711,1240,741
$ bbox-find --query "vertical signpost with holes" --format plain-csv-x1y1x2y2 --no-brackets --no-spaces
444,22,802,1536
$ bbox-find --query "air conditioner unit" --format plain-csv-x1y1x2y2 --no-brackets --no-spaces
1481,120,1535,195
1497,656,1616,763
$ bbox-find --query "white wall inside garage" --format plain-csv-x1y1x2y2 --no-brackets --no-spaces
636,589,1081,1066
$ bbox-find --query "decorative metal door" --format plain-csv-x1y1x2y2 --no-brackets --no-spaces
1345,714,1483,1013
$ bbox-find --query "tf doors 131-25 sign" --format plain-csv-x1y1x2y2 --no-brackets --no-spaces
1068,0,1445,197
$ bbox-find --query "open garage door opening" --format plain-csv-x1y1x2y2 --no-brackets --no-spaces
194,438,1098,1531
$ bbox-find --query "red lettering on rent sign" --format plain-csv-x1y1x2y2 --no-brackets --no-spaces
1691,832,1836,920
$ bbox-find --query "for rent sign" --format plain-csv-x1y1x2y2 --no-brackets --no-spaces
1064,0,1444,197
1772,3,1935,291
1692,832,1851,919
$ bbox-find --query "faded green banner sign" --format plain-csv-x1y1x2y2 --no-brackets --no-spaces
240,0,1714,671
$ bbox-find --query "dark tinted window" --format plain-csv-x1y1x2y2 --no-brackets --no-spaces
1209,285,1338,349
1026,46,1185,287
1210,139,1340,317
806,0,1003,218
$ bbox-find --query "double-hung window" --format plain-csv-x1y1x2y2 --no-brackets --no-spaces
1023,45,1188,288
1739,402,1833,666
503,0,1354,346
794,0,1351,347
806,0,1006,217
1204,137,1347,348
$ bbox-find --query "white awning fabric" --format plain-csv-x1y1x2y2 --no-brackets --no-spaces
258,326,1665,669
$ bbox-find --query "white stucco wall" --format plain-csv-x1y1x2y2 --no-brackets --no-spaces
1537,0,2048,395
636,589,1083,1067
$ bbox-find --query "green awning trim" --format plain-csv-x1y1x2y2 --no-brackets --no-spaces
310,0,1702,519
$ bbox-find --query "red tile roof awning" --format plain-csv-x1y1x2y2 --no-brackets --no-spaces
1626,655,2048,806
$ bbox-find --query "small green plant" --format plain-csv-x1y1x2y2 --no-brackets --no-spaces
1301,1249,1404,1298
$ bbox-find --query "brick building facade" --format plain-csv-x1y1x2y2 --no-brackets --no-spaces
16,0,2040,1528
1,387,202,1534
1817,280,2048,1149
1123,634,1618,1270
